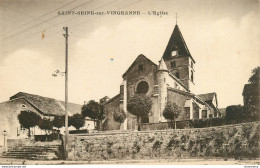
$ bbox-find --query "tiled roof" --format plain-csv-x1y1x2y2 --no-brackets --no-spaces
197,92,216,102
10,92,82,116
103,94,120,105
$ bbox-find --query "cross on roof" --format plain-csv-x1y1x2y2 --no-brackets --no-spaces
175,12,178,25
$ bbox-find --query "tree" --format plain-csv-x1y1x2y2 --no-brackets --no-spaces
127,94,152,131
248,66,260,84
163,102,181,129
113,109,126,129
69,114,85,130
81,100,105,129
52,115,65,130
17,110,41,137
38,118,53,134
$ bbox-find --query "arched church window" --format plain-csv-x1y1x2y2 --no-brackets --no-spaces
138,64,144,71
191,61,193,68
191,70,194,82
136,81,149,94
175,72,180,79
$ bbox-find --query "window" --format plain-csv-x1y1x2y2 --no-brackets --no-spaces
191,70,194,82
138,64,143,71
175,72,180,79
171,50,178,56
136,81,149,94
202,110,207,119
191,61,193,68
171,61,176,68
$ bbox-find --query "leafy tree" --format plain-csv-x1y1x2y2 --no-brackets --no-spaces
38,118,53,134
81,100,105,129
127,94,152,131
52,115,65,130
69,114,85,130
17,110,41,137
113,109,126,129
163,102,181,129
248,66,260,84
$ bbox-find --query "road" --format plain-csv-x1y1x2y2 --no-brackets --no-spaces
0,158,259,165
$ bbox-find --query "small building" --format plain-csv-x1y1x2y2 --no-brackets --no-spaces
102,23,221,131
0,92,93,146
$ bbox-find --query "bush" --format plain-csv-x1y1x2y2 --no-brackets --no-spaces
17,110,41,137
69,129,89,134
52,115,65,130
163,102,181,128
226,104,259,124
38,118,53,134
81,100,105,129
69,114,85,130
113,109,126,128
127,94,152,131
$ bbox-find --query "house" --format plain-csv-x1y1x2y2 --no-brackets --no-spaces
102,23,221,130
0,92,93,146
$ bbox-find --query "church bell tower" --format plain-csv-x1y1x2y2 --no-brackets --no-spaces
162,23,196,92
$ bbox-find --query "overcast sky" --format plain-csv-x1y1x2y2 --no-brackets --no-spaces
0,0,259,108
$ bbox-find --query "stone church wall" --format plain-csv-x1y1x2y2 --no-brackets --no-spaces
66,122,260,161
164,56,189,87
124,56,158,128
125,56,158,99
167,89,191,120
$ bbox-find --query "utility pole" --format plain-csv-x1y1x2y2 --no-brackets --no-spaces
63,27,69,159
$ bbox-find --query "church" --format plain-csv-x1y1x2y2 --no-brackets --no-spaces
102,23,221,130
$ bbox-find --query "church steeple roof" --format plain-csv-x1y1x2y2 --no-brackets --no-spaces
158,57,168,71
162,24,195,63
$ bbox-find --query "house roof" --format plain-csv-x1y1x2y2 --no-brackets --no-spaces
197,92,216,102
10,92,82,116
162,24,195,63
103,94,120,105
242,83,260,96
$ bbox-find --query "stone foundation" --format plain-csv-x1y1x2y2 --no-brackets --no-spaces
67,122,260,161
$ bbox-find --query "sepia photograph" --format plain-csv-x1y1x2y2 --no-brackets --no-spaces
0,0,259,166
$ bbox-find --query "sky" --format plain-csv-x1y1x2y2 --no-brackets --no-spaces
0,0,259,108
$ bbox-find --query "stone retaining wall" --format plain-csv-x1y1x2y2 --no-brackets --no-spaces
67,122,260,161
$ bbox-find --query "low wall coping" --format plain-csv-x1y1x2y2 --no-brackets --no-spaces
69,121,260,137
